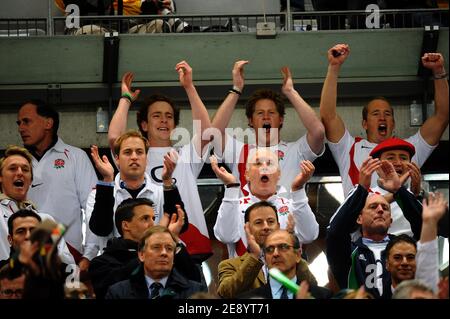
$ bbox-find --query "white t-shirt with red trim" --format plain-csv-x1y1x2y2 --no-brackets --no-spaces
145,143,212,257
221,134,325,196
213,186,319,258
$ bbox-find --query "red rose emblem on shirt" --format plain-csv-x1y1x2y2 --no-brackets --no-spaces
278,205,289,215
277,150,285,161
54,159,65,169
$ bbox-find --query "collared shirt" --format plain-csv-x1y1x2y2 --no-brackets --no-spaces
26,137,97,255
144,275,169,298
270,275,297,299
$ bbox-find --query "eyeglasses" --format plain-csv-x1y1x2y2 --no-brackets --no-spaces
1,288,24,297
263,243,294,254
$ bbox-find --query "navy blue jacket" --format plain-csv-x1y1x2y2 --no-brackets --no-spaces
105,265,205,299
326,185,422,299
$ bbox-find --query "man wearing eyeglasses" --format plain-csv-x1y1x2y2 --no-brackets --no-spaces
238,229,331,299
0,266,24,299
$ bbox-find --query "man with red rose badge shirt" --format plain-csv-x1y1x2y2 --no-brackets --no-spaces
16,100,98,271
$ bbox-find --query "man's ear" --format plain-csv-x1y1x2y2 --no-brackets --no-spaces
138,249,145,263
7,234,13,246
362,119,368,131
295,248,302,264
245,169,250,183
121,221,129,234
45,117,54,130
140,121,149,133
356,214,363,226
114,154,120,168
385,258,392,272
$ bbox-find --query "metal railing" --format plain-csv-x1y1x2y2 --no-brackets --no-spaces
0,18,47,37
291,8,448,31
52,13,284,35
0,9,447,36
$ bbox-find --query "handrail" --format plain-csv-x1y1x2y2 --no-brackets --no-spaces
0,8,447,36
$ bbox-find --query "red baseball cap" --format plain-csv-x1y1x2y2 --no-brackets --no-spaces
369,137,416,159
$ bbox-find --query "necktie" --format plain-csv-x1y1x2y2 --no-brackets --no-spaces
280,286,289,299
150,282,163,299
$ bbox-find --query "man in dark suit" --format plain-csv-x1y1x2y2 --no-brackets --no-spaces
105,225,205,299
238,229,331,299
89,198,201,299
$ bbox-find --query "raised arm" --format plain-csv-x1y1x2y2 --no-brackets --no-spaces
88,145,116,236
281,67,325,154
108,72,141,152
175,60,211,155
420,53,449,146
319,44,349,143
326,184,369,290
210,155,242,244
420,192,447,243
290,160,319,243
160,150,189,233
211,60,249,153
415,192,448,293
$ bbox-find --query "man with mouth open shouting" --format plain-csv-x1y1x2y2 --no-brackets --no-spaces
211,148,319,258
211,61,325,197
0,146,75,265
320,44,449,197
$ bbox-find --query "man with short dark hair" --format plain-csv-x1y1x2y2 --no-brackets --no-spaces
217,201,318,298
105,225,205,299
385,234,417,290
16,100,98,269
0,265,25,299
0,209,42,269
387,192,447,297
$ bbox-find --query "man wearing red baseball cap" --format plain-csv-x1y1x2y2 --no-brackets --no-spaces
369,137,447,238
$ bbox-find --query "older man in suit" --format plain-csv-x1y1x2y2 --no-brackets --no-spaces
238,229,331,299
